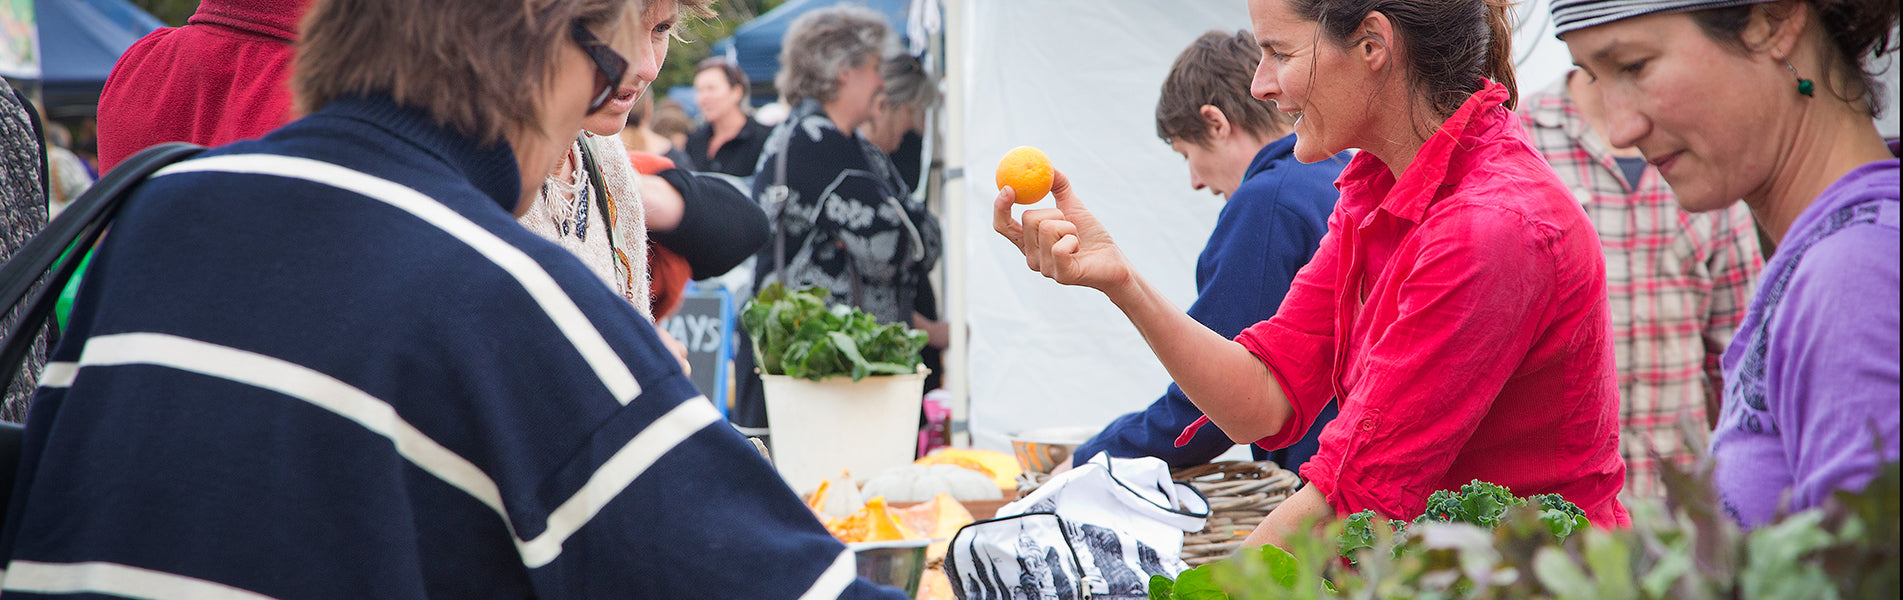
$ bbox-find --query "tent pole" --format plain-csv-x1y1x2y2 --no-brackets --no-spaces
941,0,970,447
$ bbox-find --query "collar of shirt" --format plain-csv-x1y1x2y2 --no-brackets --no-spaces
321,95,523,214
735,118,770,143
1335,78,1513,229
1524,76,1634,195
190,0,311,41
1244,133,1300,181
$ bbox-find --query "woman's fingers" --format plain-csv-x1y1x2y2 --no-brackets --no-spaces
1000,172,1104,286
1038,218,1080,281
1020,208,1065,273
1050,170,1084,215
993,185,1023,246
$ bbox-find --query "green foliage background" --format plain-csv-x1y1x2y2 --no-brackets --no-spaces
127,0,195,26
126,0,786,98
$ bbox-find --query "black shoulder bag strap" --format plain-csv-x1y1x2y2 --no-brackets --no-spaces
575,136,616,259
0,142,205,409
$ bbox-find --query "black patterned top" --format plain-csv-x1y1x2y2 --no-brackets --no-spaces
1,88,49,423
750,100,941,325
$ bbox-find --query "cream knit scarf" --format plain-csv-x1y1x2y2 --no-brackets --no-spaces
518,132,653,320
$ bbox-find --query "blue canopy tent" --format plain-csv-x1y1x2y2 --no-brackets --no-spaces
711,0,911,103
36,0,162,118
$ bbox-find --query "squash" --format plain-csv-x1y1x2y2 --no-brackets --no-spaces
805,470,865,521
915,448,1022,490
890,493,977,561
861,464,1002,503
824,496,914,543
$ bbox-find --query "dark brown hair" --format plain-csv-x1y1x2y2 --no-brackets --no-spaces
294,0,627,145
1287,0,1519,116
1691,0,1898,117
1156,30,1296,146
695,56,752,101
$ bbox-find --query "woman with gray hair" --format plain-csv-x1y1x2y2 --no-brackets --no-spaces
0,0,911,596
733,6,941,432
863,53,938,190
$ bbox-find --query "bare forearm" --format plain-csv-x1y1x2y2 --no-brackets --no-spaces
1104,275,1292,443
1243,484,1332,550
911,312,951,350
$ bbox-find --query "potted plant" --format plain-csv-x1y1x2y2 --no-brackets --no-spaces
742,283,931,493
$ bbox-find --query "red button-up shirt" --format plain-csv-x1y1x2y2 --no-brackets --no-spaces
1231,80,1629,526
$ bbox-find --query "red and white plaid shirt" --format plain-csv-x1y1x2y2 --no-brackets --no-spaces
1519,77,1763,498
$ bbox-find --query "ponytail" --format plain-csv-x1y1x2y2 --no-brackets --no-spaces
1483,0,1518,109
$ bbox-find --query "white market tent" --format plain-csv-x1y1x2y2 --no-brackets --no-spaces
929,0,1900,452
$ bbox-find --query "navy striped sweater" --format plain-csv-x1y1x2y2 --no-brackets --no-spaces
0,96,906,599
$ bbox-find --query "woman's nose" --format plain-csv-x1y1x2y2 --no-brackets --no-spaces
630,41,663,85
1599,87,1651,150
1251,61,1278,101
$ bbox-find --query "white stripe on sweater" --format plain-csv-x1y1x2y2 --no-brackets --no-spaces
2,561,281,600
38,333,511,525
37,361,75,387
796,549,858,600
44,332,722,571
152,154,642,405
517,398,721,568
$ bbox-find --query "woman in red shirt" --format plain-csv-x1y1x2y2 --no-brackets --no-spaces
994,0,1629,549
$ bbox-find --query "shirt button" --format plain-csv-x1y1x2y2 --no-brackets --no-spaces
1358,418,1375,432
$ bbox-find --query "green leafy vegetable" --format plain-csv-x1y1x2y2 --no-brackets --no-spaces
1418,480,1525,529
1533,493,1591,539
1171,565,1228,600
741,283,928,381
1143,464,1897,600
1148,574,1173,600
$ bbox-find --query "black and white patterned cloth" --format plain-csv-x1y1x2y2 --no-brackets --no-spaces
0,88,48,423
750,99,941,326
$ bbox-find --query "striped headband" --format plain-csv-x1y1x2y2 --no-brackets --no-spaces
1550,0,1777,37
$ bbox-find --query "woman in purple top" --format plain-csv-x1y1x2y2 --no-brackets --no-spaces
1551,0,1899,527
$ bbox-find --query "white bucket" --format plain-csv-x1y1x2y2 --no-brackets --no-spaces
762,371,927,494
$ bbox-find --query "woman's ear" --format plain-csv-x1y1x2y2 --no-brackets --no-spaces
1754,0,1812,63
1198,105,1232,141
1358,11,1396,73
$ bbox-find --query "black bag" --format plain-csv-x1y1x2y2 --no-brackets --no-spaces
0,142,205,513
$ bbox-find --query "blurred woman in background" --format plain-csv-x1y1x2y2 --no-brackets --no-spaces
687,57,770,177
732,6,941,434
1,0,913,595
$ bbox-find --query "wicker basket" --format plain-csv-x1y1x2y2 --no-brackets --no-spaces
1014,460,1300,567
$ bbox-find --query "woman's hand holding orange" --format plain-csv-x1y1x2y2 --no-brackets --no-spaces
993,170,1135,295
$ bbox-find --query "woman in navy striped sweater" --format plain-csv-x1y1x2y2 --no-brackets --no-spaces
0,0,908,597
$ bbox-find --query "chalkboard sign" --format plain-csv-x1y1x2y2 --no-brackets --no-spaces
658,284,734,416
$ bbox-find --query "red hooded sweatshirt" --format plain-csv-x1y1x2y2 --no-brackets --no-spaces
96,0,311,172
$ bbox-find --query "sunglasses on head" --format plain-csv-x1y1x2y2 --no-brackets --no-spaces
570,21,629,112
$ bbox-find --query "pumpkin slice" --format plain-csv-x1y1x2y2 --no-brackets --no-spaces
859,497,915,542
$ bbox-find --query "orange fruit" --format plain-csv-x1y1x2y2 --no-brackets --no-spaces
996,146,1054,205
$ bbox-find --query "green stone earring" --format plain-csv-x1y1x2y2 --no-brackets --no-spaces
1783,59,1815,97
